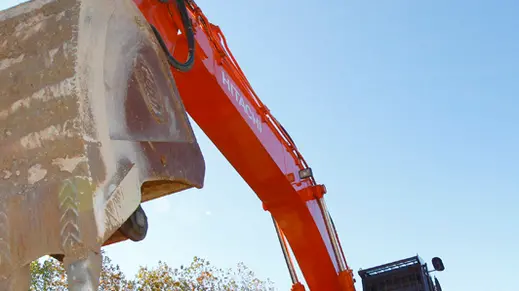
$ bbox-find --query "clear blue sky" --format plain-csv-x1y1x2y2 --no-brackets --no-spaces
3,0,518,290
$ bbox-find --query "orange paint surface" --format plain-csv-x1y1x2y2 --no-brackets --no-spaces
134,1,355,290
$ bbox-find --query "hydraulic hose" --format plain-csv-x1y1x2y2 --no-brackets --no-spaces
152,0,196,72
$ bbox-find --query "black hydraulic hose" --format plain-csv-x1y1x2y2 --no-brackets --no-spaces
152,0,195,72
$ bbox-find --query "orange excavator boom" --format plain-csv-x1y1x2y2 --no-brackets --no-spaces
134,0,356,290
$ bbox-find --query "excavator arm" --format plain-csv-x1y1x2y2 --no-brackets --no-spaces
134,0,356,290
0,0,354,289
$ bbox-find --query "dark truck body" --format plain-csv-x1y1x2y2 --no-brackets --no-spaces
358,256,440,291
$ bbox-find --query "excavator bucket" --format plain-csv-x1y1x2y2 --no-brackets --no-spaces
0,0,205,289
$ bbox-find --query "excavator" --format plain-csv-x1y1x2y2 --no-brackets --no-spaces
0,0,445,290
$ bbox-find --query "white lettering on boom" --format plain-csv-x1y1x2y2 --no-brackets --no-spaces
221,70,263,133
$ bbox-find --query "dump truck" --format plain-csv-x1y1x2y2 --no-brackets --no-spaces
0,0,446,290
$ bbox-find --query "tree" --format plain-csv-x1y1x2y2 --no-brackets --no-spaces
29,256,67,290
29,252,276,290
29,252,133,290
132,256,275,291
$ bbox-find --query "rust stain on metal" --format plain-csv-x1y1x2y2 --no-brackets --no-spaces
160,155,167,167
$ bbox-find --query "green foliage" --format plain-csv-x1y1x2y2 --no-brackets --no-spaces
99,254,134,290
132,256,275,291
29,256,67,290
29,253,276,291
